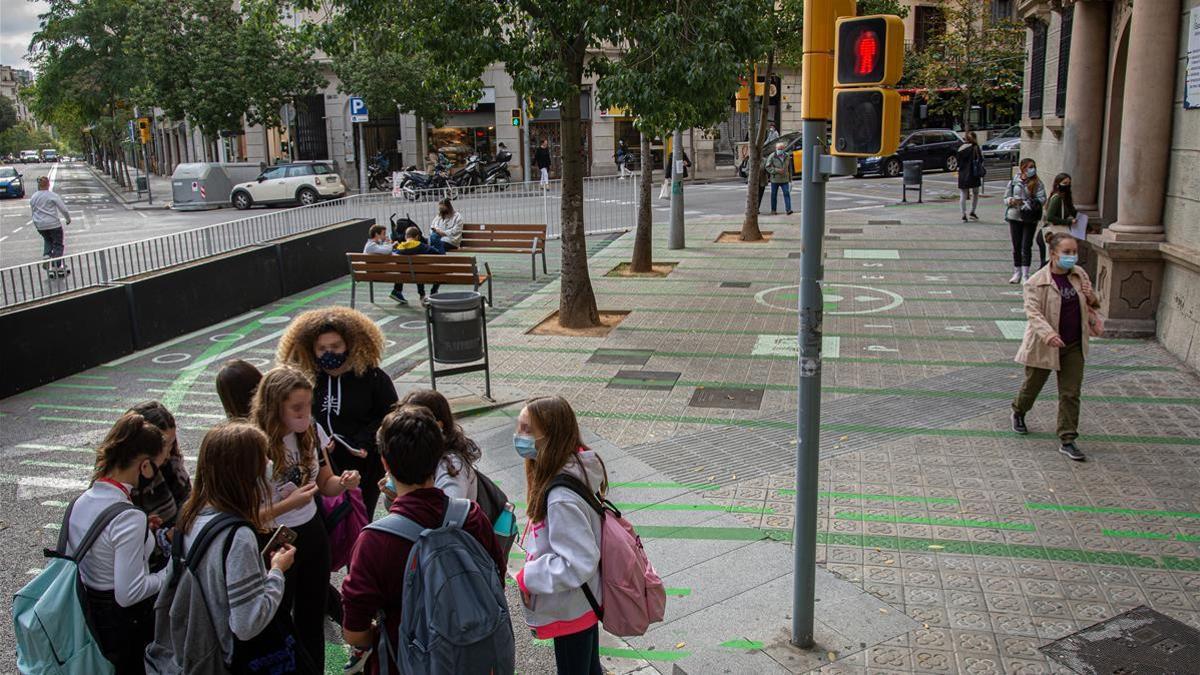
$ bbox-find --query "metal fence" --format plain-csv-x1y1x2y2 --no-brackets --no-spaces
0,173,640,310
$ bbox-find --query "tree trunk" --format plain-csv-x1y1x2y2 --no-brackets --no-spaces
741,52,774,242
629,129,654,273
556,41,601,329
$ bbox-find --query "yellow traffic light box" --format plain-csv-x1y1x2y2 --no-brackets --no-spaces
137,117,151,144
831,15,904,157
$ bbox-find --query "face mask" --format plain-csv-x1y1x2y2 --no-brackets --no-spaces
1026,167,1037,178
317,350,348,371
514,433,538,459
1057,254,1078,270
286,415,312,434
1059,185,1071,195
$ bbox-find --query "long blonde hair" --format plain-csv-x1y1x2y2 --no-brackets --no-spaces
251,366,316,482
523,396,605,522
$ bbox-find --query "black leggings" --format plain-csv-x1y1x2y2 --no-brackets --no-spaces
553,623,603,675
1008,219,1037,268
85,589,155,674
281,513,331,672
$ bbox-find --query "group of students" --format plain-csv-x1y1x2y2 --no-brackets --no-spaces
44,304,616,675
363,198,464,305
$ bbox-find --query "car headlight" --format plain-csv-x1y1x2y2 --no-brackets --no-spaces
12,178,20,185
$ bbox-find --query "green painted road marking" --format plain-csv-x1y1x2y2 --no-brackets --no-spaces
1102,529,1200,543
666,587,692,597
41,500,69,508
832,510,1035,531
514,499,773,515
22,459,90,470
530,639,690,662
44,383,118,391
17,443,93,454
30,403,225,419
37,415,209,431
720,639,765,650
1027,502,1200,519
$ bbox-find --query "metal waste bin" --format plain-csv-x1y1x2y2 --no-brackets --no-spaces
424,291,491,398
136,176,148,192
902,160,924,203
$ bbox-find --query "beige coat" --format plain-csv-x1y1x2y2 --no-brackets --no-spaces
1015,265,1100,371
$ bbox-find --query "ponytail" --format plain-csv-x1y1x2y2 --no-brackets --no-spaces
94,412,163,480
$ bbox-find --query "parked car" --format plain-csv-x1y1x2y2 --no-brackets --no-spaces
981,125,1021,160
855,128,963,178
0,166,25,198
737,130,804,179
19,150,39,163
230,161,346,210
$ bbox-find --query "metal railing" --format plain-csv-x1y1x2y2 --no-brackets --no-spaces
0,173,640,310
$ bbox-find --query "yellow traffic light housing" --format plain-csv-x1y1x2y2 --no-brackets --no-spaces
832,88,901,157
137,117,151,144
834,16,904,88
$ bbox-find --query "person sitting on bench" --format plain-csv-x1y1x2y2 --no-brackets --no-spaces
429,198,463,254
390,226,439,305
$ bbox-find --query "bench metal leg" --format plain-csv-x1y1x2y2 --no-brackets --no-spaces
369,282,375,304
531,253,537,281
350,281,357,309
542,250,548,274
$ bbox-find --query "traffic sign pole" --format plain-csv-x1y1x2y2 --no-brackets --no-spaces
348,97,370,193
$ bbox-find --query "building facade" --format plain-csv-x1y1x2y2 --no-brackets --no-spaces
1016,0,1199,369
0,66,35,125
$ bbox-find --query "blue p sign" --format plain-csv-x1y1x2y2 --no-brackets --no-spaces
349,97,368,122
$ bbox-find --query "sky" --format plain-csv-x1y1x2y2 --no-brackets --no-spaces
0,1,50,73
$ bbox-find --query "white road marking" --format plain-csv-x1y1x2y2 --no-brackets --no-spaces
13,226,22,233
380,339,429,369
102,310,263,366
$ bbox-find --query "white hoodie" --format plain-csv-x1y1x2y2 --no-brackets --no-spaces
515,450,605,639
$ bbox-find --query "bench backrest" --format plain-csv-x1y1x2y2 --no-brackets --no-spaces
461,224,547,251
347,253,481,284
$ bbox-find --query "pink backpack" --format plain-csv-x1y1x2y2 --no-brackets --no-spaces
547,475,667,636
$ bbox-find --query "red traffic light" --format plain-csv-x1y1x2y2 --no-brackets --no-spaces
834,15,903,87
854,30,879,76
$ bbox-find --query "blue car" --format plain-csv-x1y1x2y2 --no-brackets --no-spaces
0,166,25,198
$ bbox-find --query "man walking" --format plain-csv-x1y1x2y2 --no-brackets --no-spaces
31,176,71,278
535,139,552,188
765,141,793,215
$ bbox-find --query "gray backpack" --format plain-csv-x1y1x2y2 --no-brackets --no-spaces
365,497,515,675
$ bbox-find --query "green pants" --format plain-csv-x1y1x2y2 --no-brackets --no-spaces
1013,342,1085,442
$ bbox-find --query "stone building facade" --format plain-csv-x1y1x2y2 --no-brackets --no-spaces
1016,0,1199,369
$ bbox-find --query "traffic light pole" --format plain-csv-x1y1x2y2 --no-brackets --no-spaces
668,129,684,249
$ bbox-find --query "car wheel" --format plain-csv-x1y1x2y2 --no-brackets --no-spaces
944,154,958,173
884,158,903,178
297,187,319,206
232,191,253,210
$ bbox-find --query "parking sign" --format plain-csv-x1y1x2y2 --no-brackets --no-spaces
349,97,368,123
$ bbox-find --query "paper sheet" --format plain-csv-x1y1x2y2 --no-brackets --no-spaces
1071,213,1088,239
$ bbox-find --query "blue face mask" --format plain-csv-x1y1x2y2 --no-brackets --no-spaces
1057,254,1078,270
317,350,348,371
514,433,538,459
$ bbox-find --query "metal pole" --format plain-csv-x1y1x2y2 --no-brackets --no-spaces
357,122,368,193
143,141,153,204
792,117,827,649
520,97,531,183
668,129,684,249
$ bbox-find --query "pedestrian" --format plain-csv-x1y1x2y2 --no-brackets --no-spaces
956,131,984,222
1011,233,1102,462
513,396,606,675
659,149,691,200
146,422,297,672
125,401,191,569
1040,173,1077,264
536,139,552,188
1004,158,1046,283
341,405,507,674
66,412,167,674
30,175,71,278
614,140,631,179
362,223,392,255
216,359,263,419
274,308,398,519
395,389,482,500
390,225,437,305
252,366,363,672
765,122,780,144
765,141,794,215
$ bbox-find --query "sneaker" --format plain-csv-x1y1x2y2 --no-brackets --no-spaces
1058,442,1085,461
342,646,372,674
969,212,979,221
770,211,778,215
1008,271,1021,284
962,215,968,222
389,291,407,305
786,210,794,215
1011,411,1028,435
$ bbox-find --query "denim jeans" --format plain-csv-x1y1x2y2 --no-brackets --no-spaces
39,227,64,266
770,182,792,213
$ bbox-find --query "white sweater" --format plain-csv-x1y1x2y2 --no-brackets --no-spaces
67,480,166,606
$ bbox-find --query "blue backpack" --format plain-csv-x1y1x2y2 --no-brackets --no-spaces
13,499,138,674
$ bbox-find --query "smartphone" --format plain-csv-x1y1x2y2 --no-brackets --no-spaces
260,525,297,558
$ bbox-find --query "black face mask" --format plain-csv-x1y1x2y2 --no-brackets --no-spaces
1059,186,1071,195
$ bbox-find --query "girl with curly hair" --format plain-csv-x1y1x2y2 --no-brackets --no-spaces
275,307,398,519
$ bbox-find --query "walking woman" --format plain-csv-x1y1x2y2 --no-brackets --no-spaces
66,412,167,673
1011,233,1101,462
1004,158,1046,283
956,131,984,221
253,366,362,671
276,307,397,519
513,396,606,675
1039,173,1078,266
216,358,264,419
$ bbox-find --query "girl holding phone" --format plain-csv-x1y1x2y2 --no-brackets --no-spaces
252,366,361,671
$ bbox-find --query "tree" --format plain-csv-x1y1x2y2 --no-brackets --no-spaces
0,97,17,135
910,0,1024,130
0,122,57,156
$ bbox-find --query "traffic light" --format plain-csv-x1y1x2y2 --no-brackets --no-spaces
510,108,521,127
831,15,904,157
136,117,151,144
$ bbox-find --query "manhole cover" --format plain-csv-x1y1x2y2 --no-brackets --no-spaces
829,227,862,234
587,348,654,366
688,387,764,410
720,281,752,288
607,370,680,391
867,219,901,225
788,252,803,259
1040,606,1200,674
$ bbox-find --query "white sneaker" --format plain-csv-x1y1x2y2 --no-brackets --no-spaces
1008,271,1021,284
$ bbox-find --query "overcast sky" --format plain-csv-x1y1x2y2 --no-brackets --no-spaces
1,1,50,73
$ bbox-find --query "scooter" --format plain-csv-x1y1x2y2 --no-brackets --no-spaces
482,149,512,190
396,161,452,201
367,151,392,191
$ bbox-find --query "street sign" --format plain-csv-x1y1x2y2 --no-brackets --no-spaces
349,97,369,123
127,120,137,144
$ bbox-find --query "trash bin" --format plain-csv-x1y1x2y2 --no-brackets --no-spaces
901,160,924,203
136,176,148,191
424,291,492,398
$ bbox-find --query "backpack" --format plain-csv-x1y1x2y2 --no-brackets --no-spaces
473,469,518,559
14,499,137,675
544,475,667,637
365,497,515,675
319,486,369,572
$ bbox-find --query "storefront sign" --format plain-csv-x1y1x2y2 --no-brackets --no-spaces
1187,9,1200,109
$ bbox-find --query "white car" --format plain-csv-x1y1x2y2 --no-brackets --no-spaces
230,162,346,209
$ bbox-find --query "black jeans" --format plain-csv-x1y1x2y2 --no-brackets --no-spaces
85,588,155,674
1008,219,1037,268
281,513,331,672
39,227,64,265
553,623,603,675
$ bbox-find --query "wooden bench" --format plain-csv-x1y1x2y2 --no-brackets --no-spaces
458,223,548,280
346,253,493,308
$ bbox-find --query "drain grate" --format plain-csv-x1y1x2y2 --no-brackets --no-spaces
720,281,752,288
788,252,803,259
688,387,764,411
867,219,901,225
587,348,654,366
829,227,863,234
607,370,680,391
1041,606,1200,674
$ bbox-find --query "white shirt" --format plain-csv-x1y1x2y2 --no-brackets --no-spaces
265,431,323,528
30,190,70,231
431,212,464,247
435,454,477,501
67,480,166,607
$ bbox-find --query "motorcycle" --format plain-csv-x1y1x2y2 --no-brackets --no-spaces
367,151,392,192
395,157,452,200
482,149,512,191
447,154,486,192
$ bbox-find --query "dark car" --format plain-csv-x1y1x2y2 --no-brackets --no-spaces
855,128,963,178
0,166,25,198
738,131,803,179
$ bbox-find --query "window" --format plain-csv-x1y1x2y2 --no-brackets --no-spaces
312,164,334,175
262,167,286,180
904,133,925,147
914,6,946,51
991,0,1014,22
285,165,313,178
1028,21,1047,119
1055,7,1073,117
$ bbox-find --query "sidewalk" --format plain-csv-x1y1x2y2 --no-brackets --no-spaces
86,162,172,209
401,198,1200,673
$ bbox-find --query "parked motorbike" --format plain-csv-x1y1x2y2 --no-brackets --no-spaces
482,149,512,190
396,161,452,200
367,151,392,191
447,154,486,192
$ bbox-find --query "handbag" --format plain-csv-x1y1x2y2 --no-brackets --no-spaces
1086,307,1105,338
316,442,369,572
